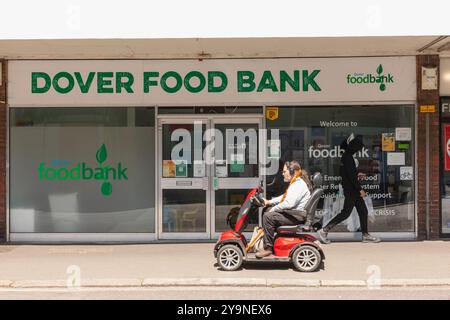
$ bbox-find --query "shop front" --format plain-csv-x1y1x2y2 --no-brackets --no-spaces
440,97,450,236
6,57,417,242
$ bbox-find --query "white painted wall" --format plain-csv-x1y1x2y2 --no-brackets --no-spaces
0,0,448,39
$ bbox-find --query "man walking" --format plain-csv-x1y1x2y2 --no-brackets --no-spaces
318,134,380,244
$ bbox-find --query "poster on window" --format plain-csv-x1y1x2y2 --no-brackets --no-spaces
382,133,395,151
445,125,450,171
163,160,176,177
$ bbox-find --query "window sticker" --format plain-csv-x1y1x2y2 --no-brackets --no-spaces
387,152,405,166
163,160,176,177
395,127,412,141
268,139,281,159
230,153,245,173
400,166,413,180
382,133,395,151
174,160,187,177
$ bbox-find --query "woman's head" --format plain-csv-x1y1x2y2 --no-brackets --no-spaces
283,160,313,190
283,160,302,182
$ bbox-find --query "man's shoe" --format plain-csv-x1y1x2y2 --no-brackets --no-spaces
362,234,381,243
255,248,273,258
317,229,331,244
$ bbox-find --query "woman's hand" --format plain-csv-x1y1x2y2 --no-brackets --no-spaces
263,198,271,207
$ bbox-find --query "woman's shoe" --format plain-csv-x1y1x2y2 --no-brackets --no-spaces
255,248,273,258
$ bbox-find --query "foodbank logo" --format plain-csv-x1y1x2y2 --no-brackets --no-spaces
37,144,128,197
346,64,394,91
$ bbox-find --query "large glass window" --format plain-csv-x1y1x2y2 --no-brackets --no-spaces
10,107,155,233
267,105,415,232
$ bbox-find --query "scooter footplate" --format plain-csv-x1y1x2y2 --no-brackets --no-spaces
245,253,290,262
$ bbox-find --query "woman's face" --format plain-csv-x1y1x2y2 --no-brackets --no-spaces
282,165,291,182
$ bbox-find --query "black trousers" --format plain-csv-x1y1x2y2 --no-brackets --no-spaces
324,194,368,234
262,209,302,249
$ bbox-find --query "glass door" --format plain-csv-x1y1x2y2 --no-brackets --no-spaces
158,118,211,239
157,115,263,240
211,118,263,237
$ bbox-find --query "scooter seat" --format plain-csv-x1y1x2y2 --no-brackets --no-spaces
276,225,301,233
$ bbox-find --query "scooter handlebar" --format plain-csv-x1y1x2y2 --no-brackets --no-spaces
251,193,265,207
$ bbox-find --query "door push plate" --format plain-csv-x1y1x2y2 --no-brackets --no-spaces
176,181,193,187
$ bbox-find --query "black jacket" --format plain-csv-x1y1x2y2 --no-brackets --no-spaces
339,137,364,196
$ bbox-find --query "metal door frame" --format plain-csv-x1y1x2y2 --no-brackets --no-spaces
157,117,211,239
210,117,263,239
156,114,264,240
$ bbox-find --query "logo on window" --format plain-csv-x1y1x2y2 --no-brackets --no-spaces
37,144,128,197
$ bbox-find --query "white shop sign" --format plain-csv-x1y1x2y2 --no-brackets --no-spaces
8,57,416,107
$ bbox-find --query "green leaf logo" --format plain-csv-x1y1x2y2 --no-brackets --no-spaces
96,144,107,164
376,64,383,75
101,181,112,196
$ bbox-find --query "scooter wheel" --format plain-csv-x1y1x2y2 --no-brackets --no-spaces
292,245,321,272
217,244,243,271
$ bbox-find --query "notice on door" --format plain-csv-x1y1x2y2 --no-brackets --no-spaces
163,160,175,177
193,160,206,177
175,160,188,177
215,160,228,177
268,140,281,159
230,153,245,173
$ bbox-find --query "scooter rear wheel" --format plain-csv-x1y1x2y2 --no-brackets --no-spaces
292,245,321,272
217,244,243,271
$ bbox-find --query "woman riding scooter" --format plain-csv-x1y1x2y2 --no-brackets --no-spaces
255,160,313,258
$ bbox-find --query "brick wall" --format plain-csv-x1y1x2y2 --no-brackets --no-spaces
416,55,441,239
0,60,6,242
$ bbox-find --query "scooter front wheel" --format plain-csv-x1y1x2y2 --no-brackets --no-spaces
292,245,321,272
217,244,243,271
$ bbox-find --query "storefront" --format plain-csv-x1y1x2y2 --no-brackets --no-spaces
440,57,450,237
6,57,418,242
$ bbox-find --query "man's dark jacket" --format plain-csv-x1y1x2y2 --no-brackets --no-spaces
339,137,364,197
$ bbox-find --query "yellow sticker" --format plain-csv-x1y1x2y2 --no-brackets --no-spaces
419,105,436,113
382,133,395,151
266,107,279,120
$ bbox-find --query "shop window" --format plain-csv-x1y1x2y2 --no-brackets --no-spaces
267,105,415,232
9,107,156,233
441,98,450,235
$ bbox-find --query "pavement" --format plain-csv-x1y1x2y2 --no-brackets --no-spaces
0,241,449,289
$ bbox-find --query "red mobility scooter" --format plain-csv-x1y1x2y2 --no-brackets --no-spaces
214,172,325,272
